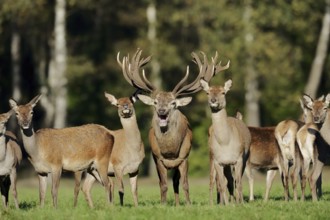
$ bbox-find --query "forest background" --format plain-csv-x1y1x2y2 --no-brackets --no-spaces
0,0,329,177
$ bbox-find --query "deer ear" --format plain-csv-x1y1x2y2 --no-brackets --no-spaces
200,79,209,91
303,94,313,109
176,97,192,107
137,94,154,106
104,92,117,106
325,93,330,106
9,99,18,109
29,94,42,108
224,79,232,93
317,95,325,101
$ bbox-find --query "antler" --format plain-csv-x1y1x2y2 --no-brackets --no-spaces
172,51,230,97
192,51,230,83
117,48,154,93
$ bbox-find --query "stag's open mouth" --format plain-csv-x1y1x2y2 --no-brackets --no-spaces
157,113,169,127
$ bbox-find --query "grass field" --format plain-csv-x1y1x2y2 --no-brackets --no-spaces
1,168,330,220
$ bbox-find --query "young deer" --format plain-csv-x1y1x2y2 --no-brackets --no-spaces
274,119,300,201
200,78,251,205
296,98,318,201
9,95,114,208
0,110,22,209
81,92,145,207
302,93,330,201
117,49,212,205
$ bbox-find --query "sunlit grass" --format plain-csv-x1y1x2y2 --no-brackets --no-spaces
1,171,330,220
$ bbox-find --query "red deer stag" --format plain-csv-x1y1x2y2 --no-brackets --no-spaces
81,92,145,207
9,95,114,208
302,93,330,201
0,110,22,209
117,49,209,205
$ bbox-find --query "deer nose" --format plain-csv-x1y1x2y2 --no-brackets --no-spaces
123,104,129,109
314,116,319,122
158,109,166,115
211,98,216,103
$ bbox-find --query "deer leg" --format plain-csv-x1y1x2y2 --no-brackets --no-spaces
234,159,244,203
81,173,96,208
114,168,124,206
245,162,254,201
316,173,322,198
300,159,309,201
264,170,277,201
0,176,10,209
129,171,139,207
51,169,62,208
10,168,19,209
172,168,180,206
38,173,48,207
309,159,323,201
214,164,228,205
281,161,290,201
73,171,83,207
154,157,168,205
209,159,217,205
178,159,191,205
290,161,299,202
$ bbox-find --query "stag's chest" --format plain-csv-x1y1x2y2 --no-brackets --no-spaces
156,131,183,158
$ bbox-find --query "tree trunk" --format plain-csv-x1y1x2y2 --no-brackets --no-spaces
244,0,260,127
45,0,67,128
147,2,160,177
9,29,21,131
304,0,330,98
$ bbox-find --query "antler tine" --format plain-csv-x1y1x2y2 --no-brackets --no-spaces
117,49,154,93
117,52,134,87
172,66,190,95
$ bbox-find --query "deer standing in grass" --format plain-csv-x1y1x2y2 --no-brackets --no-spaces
81,92,145,207
0,110,22,209
200,75,251,205
296,98,318,201
274,119,300,201
9,95,114,208
117,49,209,205
302,93,330,201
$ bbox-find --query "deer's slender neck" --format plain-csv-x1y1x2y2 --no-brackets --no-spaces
20,125,39,159
120,115,141,147
304,109,313,124
0,134,6,161
211,108,230,144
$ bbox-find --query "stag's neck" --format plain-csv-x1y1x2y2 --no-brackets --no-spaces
0,134,6,161
20,126,39,159
211,108,231,144
120,115,142,148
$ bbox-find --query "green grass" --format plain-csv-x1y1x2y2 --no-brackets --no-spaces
1,174,330,220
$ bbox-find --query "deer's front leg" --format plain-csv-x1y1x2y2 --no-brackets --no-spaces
73,171,83,207
153,154,168,204
51,169,62,208
38,173,48,207
10,168,19,209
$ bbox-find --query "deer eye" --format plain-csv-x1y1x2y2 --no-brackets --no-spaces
154,100,158,105
170,101,176,107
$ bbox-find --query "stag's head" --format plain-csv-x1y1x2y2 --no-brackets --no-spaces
105,92,137,119
117,49,229,129
302,94,330,124
0,110,13,135
9,95,42,130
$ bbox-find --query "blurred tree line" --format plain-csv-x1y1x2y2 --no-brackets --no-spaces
0,0,329,177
